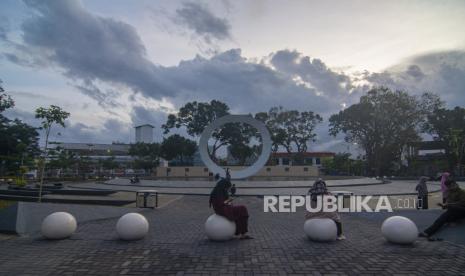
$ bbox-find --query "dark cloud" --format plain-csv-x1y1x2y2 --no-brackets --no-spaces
404,65,425,81
0,16,8,40
362,51,465,107
17,0,170,98
72,80,121,108
270,50,353,96
175,2,231,43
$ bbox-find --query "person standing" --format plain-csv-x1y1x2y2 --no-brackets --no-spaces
440,172,450,206
415,176,429,209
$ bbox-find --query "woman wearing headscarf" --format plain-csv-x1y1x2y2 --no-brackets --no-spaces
209,177,251,239
305,178,346,240
415,176,429,209
440,172,451,207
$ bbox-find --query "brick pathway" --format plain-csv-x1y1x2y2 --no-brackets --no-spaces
1,196,465,275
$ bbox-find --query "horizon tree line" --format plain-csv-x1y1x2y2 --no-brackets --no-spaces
1,77,464,177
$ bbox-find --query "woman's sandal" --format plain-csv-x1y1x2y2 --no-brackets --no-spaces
239,235,254,240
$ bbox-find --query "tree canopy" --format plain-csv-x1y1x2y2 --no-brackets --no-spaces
424,106,465,174
128,142,161,171
160,134,197,165
255,106,322,164
329,87,442,175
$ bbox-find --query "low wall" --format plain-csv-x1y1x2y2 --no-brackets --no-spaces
155,165,319,178
0,202,139,235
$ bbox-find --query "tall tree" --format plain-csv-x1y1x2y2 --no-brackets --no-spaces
255,107,322,163
423,106,465,174
128,142,161,172
0,80,39,175
160,134,197,165
35,105,70,202
329,87,441,175
162,100,233,159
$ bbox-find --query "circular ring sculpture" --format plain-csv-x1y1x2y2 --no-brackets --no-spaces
41,212,77,240
381,216,418,244
116,213,149,240
205,214,236,241
199,115,272,179
304,218,337,242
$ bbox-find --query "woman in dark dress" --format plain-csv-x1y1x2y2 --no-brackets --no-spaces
209,177,252,239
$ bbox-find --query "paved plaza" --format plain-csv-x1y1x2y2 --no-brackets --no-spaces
71,178,447,196
1,194,465,275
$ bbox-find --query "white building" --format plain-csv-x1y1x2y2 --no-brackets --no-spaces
135,124,154,143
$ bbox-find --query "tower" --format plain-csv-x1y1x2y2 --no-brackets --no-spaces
134,124,154,143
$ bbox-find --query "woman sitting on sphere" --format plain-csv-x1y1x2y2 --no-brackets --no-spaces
209,174,252,239
305,178,346,240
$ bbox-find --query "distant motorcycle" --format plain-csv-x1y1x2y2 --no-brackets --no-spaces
130,176,140,184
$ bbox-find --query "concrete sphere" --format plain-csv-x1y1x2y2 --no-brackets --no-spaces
116,213,149,240
41,212,77,240
381,216,418,244
205,214,236,241
304,218,337,242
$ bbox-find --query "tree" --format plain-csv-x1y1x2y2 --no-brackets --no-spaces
35,105,70,202
424,106,465,174
160,134,197,165
162,100,232,159
47,147,78,177
255,106,322,164
329,87,441,176
0,80,39,176
128,142,161,172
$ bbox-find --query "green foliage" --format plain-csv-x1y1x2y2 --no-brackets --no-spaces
255,107,322,163
35,105,70,130
160,134,197,165
0,80,40,175
128,142,161,171
162,100,232,158
329,87,440,175
0,79,14,113
424,106,465,173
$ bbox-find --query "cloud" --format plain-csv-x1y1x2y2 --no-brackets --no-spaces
4,107,131,144
11,0,170,99
175,2,231,43
361,50,465,107
0,16,8,41
269,49,355,98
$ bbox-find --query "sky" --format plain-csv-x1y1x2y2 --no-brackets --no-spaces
1,0,465,153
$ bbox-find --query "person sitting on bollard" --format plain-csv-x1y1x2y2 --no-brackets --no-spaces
209,176,252,239
305,178,346,240
415,176,429,209
419,179,465,240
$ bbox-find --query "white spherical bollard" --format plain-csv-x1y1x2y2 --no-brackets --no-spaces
304,218,337,242
205,214,236,241
41,212,77,240
116,213,149,240
381,216,418,244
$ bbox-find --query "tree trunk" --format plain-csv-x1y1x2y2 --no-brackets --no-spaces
38,127,50,203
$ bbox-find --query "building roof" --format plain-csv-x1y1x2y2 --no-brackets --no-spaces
49,142,130,152
135,124,155,129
